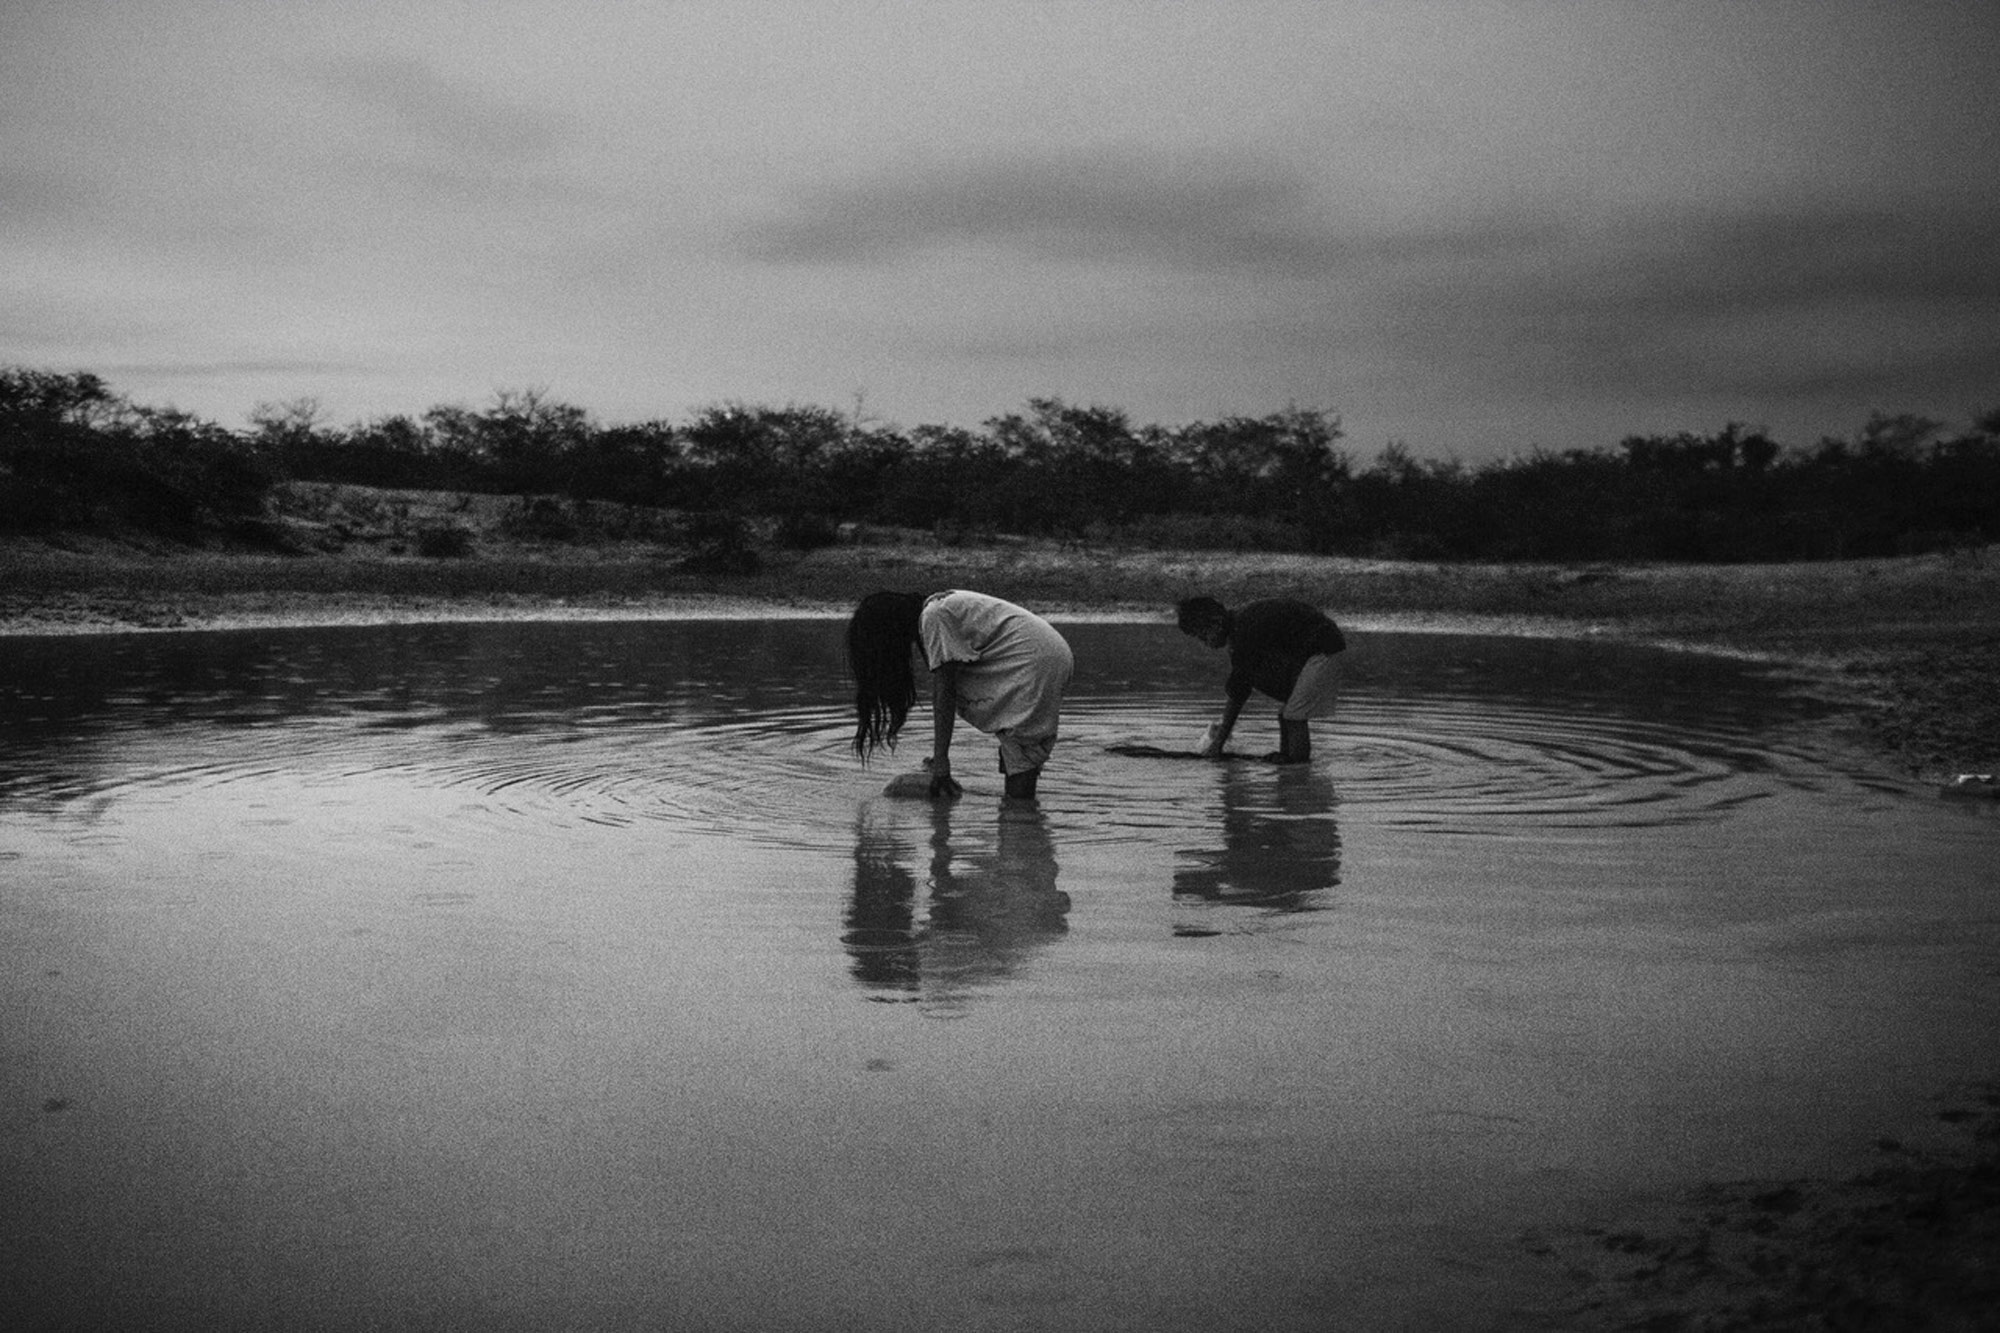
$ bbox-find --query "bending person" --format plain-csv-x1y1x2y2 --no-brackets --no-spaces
848,589,1074,800
1176,595,1345,764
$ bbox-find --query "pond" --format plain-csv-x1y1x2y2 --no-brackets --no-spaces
3,619,1996,1331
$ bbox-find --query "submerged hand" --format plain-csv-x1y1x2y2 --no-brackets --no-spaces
925,757,963,800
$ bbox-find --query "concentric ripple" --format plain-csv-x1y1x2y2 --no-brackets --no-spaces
31,706,867,851
1324,694,1793,831
0,620,1854,853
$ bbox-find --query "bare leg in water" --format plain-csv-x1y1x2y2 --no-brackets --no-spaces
1003,761,1042,800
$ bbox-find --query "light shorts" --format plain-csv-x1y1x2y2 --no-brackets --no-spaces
996,730,1058,775
1279,653,1340,721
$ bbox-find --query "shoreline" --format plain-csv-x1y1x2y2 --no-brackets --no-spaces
0,586,1692,642
4,567,1994,786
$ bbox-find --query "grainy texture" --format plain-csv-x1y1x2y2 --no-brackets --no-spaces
5,515,1998,1330
1521,1088,2000,1331
7,522,1996,780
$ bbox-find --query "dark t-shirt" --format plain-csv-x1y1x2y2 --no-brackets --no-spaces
1225,599,1345,703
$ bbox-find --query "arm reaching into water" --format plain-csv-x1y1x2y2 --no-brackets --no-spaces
1202,691,1248,757
929,662,965,799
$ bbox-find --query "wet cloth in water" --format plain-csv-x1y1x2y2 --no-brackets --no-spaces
919,591,1073,772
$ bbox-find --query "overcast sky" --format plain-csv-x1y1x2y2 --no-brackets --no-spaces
4,0,1996,458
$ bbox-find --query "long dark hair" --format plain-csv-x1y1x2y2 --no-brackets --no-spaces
847,591,924,760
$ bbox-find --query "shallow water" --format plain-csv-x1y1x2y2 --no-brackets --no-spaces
2,620,1996,1331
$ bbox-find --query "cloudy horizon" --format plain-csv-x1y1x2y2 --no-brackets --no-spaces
4,0,1996,457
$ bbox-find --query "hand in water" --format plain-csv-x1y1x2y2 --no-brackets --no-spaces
924,756,963,800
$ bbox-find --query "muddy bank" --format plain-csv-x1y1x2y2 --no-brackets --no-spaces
1519,1086,2000,1330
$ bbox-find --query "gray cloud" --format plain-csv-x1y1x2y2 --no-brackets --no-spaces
749,148,1999,303
101,359,365,380
739,151,1370,273
292,55,594,230
307,56,560,162
0,161,107,232
1554,207,2000,322
1685,343,2000,408
1378,202,2000,408
8,4,1993,455
745,148,1999,422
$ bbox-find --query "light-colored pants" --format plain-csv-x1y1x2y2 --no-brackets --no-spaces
1279,654,1340,720
996,731,1058,775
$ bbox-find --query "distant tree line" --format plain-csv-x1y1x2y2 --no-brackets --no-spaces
0,368,273,536
4,365,1997,562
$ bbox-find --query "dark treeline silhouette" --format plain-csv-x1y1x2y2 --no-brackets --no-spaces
4,366,1997,561
0,368,274,538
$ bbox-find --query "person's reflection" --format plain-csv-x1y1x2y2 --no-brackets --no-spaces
1173,762,1341,930
844,805,925,995
843,799,1069,1013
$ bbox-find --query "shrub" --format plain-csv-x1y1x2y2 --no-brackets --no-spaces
678,509,762,574
499,496,579,542
1120,511,1307,552
415,524,475,558
774,508,841,550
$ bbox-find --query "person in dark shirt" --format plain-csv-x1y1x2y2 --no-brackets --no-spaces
1175,596,1346,763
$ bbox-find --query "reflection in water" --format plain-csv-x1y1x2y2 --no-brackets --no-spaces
844,800,1069,1014
1173,763,1342,928
845,807,923,993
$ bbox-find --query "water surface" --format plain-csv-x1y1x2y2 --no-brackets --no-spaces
3,620,1996,1330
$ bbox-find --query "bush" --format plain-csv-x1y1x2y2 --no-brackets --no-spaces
1119,511,1307,552
0,370,276,537
774,508,841,550
415,524,475,558
498,496,579,542
678,509,762,574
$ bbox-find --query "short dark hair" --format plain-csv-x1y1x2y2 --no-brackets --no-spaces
1175,596,1227,634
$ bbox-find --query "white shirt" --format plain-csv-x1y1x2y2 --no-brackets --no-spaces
918,590,1073,739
